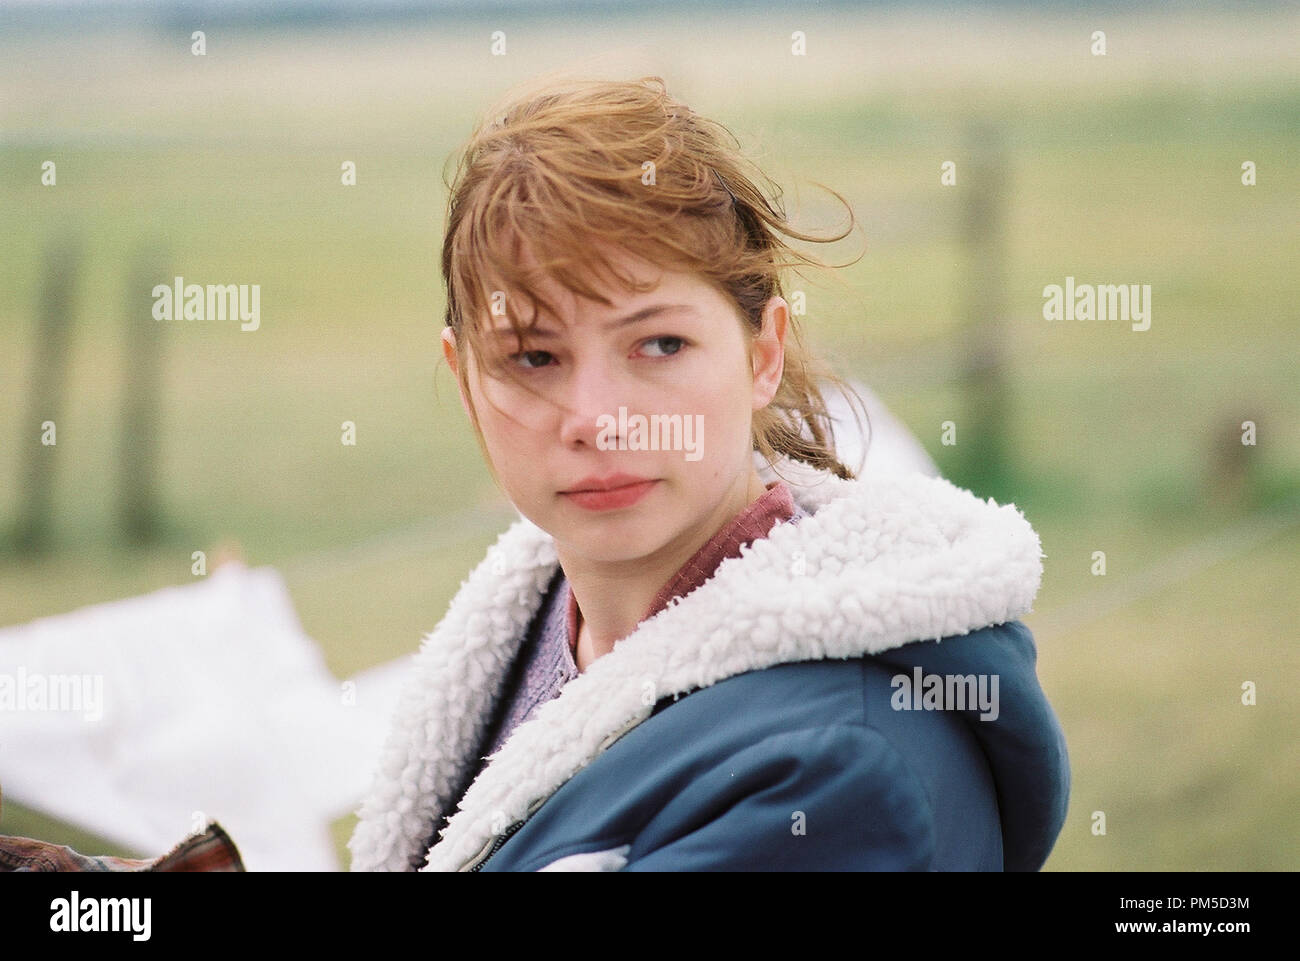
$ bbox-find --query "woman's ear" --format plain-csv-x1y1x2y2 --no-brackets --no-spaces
751,296,788,410
441,327,472,418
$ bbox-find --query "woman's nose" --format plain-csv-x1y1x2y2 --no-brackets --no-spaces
557,356,635,449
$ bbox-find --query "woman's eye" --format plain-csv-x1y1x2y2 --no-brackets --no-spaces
640,335,686,358
511,349,554,370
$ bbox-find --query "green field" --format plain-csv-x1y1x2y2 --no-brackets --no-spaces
1,6,1297,870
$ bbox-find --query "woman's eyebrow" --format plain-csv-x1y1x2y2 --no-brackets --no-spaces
600,303,699,330
488,303,699,339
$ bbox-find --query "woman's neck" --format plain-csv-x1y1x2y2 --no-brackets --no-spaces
563,466,768,672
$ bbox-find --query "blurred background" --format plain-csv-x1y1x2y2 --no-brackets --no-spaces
1,0,1297,870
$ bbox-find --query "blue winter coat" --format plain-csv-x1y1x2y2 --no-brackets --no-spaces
348,455,1070,872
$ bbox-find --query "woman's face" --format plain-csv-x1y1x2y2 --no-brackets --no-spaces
442,244,787,567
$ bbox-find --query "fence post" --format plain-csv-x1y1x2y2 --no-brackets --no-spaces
953,119,1014,502
14,236,80,555
119,246,168,544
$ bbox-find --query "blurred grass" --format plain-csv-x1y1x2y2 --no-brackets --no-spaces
1,6,1297,870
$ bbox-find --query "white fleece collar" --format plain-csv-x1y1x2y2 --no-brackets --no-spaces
348,455,1043,872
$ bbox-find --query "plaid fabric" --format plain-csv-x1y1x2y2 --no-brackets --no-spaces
0,822,245,872
0,787,245,871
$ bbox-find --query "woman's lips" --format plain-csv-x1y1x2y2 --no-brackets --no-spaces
560,479,658,511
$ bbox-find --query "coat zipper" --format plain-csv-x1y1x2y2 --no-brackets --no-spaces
465,816,528,872
457,711,648,872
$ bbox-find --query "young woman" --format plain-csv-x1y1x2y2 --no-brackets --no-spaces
347,75,1070,872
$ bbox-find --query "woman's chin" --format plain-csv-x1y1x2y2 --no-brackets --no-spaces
553,523,670,566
